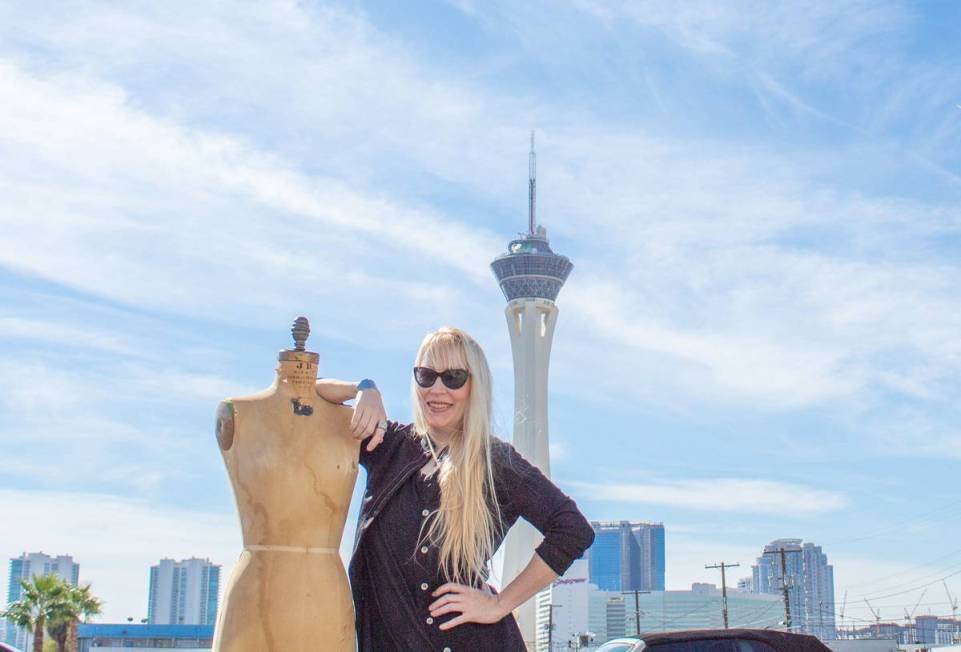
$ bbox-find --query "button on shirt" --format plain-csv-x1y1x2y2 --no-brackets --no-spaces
352,422,595,652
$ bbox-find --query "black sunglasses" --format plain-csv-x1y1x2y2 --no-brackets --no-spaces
413,367,470,390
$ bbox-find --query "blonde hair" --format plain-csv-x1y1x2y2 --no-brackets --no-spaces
412,327,502,586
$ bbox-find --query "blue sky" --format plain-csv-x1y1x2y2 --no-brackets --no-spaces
1,0,960,625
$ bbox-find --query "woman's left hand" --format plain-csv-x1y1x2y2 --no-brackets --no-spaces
429,583,506,630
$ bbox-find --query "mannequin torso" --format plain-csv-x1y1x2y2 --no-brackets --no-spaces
212,349,359,652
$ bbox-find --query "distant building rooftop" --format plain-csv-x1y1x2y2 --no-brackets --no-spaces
77,624,213,652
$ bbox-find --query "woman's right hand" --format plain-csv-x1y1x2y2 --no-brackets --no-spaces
351,387,388,451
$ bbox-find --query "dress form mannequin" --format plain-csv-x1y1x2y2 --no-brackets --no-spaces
212,317,358,652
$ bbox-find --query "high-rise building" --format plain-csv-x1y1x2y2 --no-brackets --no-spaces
751,539,836,639
635,521,666,591
147,558,220,626
492,134,573,649
587,521,666,592
5,552,80,650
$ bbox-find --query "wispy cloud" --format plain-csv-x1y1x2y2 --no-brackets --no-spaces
1,2,959,432
0,317,138,355
0,60,500,331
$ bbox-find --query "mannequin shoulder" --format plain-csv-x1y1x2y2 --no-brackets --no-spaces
215,400,236,451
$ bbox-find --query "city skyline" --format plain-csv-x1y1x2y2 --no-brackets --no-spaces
1,0,960,626
535,559,784,649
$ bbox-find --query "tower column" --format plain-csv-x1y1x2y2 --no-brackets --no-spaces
506,298,557,474
500,298,558,649
490,136,573,650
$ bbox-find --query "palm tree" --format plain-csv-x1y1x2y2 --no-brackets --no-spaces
0,574,69,652
46,617,71,652
47,584,103,652
66,584,102,652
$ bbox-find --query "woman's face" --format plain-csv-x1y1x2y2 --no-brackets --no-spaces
416,348,471,436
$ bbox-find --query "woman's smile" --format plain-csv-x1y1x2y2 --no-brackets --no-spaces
426,400,454,412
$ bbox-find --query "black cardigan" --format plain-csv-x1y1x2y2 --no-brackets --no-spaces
348,422,595,651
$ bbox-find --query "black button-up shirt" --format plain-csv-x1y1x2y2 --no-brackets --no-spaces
349,422,595,652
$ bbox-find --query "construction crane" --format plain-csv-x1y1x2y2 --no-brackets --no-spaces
864,599,882,638
903,589,927,645
945,581,960,643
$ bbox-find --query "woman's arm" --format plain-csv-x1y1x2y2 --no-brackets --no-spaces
500,443,596,576
315,378,388,450
315,378,363,404
429,553,557,630
493,553,558,616
428,441,595,629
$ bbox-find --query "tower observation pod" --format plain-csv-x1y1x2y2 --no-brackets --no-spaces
490,133,573,650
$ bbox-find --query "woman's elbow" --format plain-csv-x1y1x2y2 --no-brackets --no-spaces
574,513,595,555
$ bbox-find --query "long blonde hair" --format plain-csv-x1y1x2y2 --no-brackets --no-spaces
412,327,502,586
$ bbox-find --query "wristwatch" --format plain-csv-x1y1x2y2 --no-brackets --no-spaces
357,378,378,392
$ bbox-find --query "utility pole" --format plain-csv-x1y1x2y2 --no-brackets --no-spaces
546,603,562,652
622,590,650,637
839,590,848,639
779,548,792,631
706,562,741,629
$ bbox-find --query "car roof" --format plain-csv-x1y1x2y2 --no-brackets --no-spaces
640,629,830,652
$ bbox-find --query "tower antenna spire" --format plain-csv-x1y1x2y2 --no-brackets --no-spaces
528,130,536,236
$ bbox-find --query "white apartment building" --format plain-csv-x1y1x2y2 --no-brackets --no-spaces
147,557,220,625
5,552,80,650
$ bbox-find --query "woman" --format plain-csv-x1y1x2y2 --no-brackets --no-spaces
316,327,594,651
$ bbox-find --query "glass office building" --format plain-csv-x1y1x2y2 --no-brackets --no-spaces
587,521,666,592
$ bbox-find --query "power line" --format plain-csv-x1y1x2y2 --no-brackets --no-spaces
844,554,961,601
729,599,784,629
840,544,961,592
822,498,961,549
854,567,961,603
637,599,719,636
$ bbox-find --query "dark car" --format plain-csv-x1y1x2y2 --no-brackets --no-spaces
0,643,23,652
596,629,834,652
